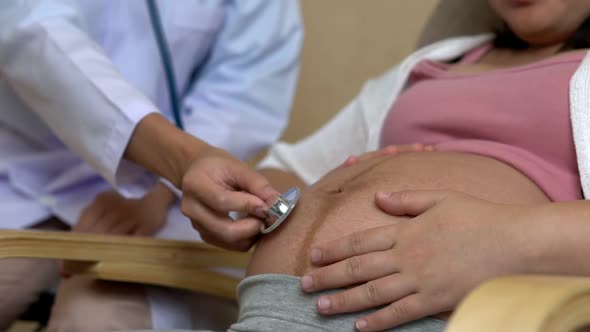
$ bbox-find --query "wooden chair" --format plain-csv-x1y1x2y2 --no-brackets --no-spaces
3,1,590,331
0,230,249,300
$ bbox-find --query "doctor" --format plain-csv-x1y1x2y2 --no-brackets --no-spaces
0,0,302,330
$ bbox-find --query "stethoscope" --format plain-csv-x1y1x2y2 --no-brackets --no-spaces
146,0,184,130
147,0,299,233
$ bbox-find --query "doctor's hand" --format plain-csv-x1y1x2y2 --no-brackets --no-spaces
126,114,279,251
179,145,279,251
74,182,175,236
301,190,536,332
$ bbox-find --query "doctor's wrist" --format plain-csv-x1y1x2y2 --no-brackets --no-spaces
147,182,177,207
126,113,209,187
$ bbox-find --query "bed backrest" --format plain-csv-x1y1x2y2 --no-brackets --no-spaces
418,0,499,47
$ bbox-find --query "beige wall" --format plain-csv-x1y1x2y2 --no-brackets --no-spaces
282,0,439,142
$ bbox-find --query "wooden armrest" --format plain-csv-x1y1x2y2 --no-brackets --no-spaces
0,230,250,299
446,275,590,332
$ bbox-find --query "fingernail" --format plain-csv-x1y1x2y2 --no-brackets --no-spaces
356,319,368,331
344,156,357,166
310,248,322,264
255,207,267,219
261,186,279,201
301,275,313,291
317,297,331,310
376,191,390,200
385,145,398,154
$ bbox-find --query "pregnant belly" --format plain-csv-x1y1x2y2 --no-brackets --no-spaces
247,152,550,276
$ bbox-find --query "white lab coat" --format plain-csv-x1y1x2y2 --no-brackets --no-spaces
0,0,302,328
0,0,302,228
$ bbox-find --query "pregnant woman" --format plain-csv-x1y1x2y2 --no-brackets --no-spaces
242,0,590,331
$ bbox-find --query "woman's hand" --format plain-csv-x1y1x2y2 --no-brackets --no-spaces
340,144,435,168
74,182,175,236
301,190,535,332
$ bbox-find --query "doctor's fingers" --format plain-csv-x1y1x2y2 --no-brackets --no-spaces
83,214,122,234
134,221,165,237
75,204,107,232
182,198,262,251
107,217,139,235
226,162,279,204
185,164,278,214
195,187,269,218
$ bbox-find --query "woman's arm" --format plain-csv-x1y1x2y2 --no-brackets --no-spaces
516,198,590,276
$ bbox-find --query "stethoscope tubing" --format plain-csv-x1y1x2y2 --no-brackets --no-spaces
146,0,184,130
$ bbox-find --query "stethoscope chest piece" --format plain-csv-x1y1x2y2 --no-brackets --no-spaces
261,187,301,234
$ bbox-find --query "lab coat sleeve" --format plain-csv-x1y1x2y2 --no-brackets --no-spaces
181,0,303,160
0,0,159,197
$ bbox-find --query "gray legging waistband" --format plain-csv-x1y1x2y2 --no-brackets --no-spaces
125,273,446,332
229,274,445,332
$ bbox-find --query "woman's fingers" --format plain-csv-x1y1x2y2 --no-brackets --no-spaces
309,226,396,266
313,274,414,316
355,294,429,332
341,144,435,168
302,250,398,292
311,273,438,332
375,190,449,217
341,155,359,168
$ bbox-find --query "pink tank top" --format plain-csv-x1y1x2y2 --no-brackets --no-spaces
380,45,585,201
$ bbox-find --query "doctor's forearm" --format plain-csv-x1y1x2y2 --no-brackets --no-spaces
125,113,208,187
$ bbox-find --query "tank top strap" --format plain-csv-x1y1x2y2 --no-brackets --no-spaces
459,43,493,64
